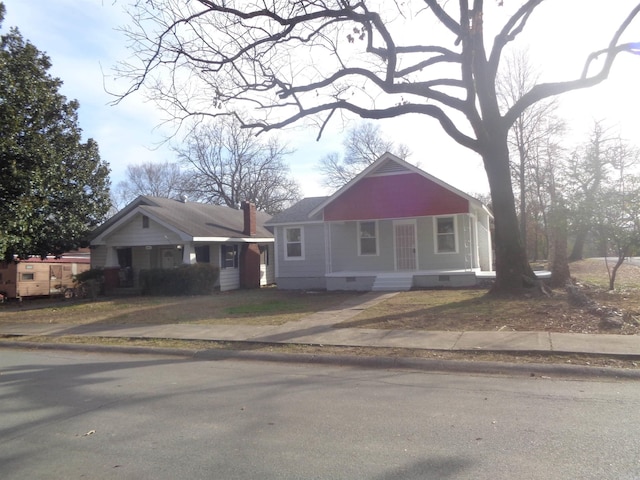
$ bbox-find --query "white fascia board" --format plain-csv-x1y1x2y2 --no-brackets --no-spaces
482,204,494,219
264,220,325,227
192,237,274,243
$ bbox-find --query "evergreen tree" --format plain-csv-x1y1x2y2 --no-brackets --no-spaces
0,4,110,260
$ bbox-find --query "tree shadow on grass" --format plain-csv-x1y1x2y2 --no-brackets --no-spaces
334,292,546,331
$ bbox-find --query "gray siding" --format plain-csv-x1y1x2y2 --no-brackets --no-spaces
416,215,471,271
90,246,107,270
218,243,240,291
219,267,240,291
328,221,394,272
104,213,183,247
327,216,474,273
274,224,326,278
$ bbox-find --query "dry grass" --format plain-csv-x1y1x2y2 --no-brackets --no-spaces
0,288,359,327
340,259,640,335
2,259,640,337
3,260,640,369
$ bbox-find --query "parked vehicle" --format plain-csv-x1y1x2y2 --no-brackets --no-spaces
0,252,90,300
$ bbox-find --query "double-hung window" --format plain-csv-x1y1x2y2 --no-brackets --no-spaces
220,245,238,269
285,227,304,259
358,221,378,255
435,216,457,253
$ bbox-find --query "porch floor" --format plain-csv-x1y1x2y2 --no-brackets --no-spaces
325,269,480,278
326,269,552,292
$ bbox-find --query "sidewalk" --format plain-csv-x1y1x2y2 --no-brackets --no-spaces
2,292,640,357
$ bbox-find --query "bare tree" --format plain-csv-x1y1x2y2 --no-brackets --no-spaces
564,122,617,261
117,1,640,294
596,144,640,290
497,49,563,260
114,161,187,208
319,122,410,190
175,118,301,214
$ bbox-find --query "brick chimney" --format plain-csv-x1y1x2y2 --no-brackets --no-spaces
241,201,256,236
240,201,260,289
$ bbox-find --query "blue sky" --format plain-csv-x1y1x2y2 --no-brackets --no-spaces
3,1,640,199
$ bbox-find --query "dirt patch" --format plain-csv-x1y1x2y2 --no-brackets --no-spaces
339,259,640,335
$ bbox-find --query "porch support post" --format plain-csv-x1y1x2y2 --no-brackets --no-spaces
105,247,119,267
103,247,121,291
182,243,196,264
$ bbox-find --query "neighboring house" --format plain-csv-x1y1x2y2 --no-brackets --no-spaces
89,196,274,292
0,249,90,300
266,153,493,291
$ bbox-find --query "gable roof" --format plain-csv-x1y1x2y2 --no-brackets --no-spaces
310,152,485,219
265,196,328,226
266,153,492,226
90,196,273,243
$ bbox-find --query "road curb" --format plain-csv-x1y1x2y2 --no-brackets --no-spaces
3,340,640,380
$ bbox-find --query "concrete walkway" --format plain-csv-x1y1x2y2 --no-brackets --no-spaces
2,292,640,356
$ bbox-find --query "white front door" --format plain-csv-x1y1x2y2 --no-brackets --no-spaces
394,221,417,270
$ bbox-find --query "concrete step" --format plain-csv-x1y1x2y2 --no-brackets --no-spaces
371,275,413,292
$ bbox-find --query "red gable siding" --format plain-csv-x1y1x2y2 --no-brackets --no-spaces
323,172,469,221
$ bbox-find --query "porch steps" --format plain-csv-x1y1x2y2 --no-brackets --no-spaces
372,274,413,292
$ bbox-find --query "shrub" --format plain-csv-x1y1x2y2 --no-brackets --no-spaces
74,268,105,297
139,264,220,296
75,268,104,284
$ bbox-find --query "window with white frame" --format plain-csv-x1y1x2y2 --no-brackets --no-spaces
220,245,238,269
358,221,378,255
435,216,457,253
284,227,304,259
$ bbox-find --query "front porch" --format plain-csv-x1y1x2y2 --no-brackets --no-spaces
325,269,552,291
325,269,481,291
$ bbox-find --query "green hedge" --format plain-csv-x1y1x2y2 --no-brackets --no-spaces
139,264,220,296
75,268,104,284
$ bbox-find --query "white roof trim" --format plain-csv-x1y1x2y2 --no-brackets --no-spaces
263,219,325,227
308,152,485,218
192,237,274,243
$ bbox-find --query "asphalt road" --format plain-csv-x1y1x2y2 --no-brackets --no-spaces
1,349,640,480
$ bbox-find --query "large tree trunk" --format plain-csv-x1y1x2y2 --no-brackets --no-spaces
482,143,537,294
568,228,588,261
547,203,570,288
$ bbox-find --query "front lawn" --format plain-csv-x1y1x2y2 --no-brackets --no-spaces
340,259,640,334
0,289,359,327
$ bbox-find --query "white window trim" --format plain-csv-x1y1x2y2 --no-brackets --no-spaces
433,215,459,254
220,244,239,269
357,220,379,256
284,226,305,260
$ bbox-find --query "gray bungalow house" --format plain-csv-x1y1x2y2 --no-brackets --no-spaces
89,196,274,292
266,153,493,291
